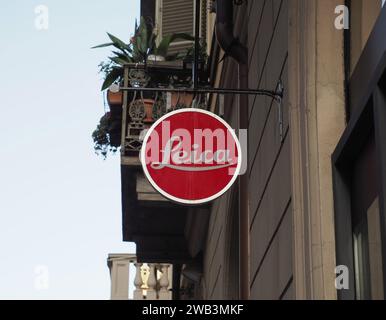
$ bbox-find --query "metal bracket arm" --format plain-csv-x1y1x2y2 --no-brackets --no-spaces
118,85,284,101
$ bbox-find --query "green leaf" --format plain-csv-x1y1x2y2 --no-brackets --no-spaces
137,17,149,55
91,42,114,49
156,33,194,57
101,68,122,91
148,33,156,55
109,56,131,65
112,51,133,61
134,19,138,33
107,33,129,52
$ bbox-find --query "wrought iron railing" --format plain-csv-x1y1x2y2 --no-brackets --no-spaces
121,62,209,158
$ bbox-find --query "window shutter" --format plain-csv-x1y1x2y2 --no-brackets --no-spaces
161,0,194,55
162,0,194,35
158,0,208,55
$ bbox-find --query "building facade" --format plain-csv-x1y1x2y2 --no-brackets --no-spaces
118,0,386,300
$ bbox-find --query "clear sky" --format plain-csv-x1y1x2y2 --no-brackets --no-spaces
0,0,139,299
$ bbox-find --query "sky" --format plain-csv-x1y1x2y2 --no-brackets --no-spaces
0,0,139,299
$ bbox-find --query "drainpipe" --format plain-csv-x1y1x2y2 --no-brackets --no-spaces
215,0,249,300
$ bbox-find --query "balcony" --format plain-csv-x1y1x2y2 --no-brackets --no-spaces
107,254,173,300
120,61,208,165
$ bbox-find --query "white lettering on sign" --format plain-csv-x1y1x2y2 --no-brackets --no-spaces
150,135,235,171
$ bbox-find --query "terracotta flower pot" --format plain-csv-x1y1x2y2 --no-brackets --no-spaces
171,93,194,109
143,99,155,123
107,90,123,107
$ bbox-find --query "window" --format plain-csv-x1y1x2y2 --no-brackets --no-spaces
350,0,384,73
333,5,386,300
350,132,384,299
155,0,208,54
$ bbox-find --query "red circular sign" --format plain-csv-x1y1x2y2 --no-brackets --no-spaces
140,109,242,205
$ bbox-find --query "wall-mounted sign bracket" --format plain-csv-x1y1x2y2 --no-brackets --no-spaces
118,79,285,140
118,84,284,101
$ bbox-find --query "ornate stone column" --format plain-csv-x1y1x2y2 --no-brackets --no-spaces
159,265,172,300
133,263,144,300
146,264,158,300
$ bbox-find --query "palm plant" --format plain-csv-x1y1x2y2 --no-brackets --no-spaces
92,17,194,91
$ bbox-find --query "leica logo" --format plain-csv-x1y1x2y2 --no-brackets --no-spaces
141,109,242,205
147,130,236,172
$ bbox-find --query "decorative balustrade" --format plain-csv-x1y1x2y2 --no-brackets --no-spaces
108,254,173,300
133,262,172,300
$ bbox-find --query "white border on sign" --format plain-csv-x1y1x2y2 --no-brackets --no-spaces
140,108,242,205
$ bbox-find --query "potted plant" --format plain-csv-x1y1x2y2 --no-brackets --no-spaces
93,17,194,95
92,18,197,157
92,112,121,159
106,83,123,109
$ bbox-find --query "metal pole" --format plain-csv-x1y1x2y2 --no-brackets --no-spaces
193,0,201,89
119,86,282,100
